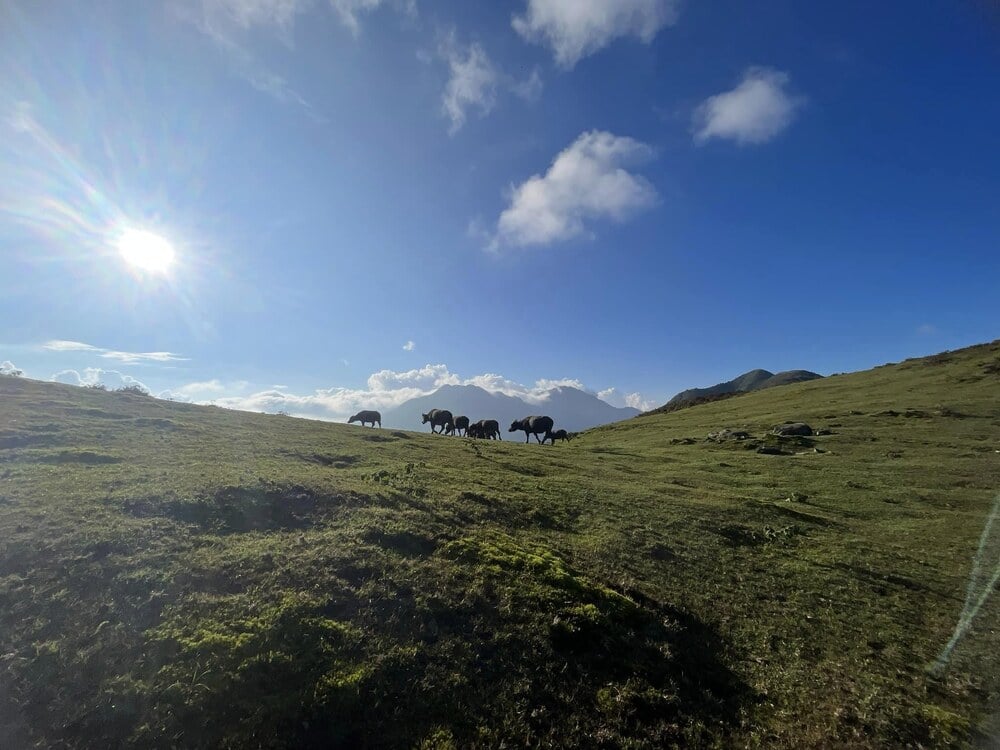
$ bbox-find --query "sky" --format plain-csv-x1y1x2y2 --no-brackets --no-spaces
1,0,998,420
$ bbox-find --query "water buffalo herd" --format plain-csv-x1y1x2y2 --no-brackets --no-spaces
347,408,572,444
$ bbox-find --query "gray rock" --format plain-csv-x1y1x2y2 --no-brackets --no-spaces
707,428,752,442
772,422,813,437
757,446,789,455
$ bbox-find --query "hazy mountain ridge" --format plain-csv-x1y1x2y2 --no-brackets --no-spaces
658,368,823,412
381,383,640,432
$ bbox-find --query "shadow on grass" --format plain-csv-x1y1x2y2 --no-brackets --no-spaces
122,485,366,533
120,535,756,749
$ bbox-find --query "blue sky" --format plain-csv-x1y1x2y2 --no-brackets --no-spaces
1,0,998,419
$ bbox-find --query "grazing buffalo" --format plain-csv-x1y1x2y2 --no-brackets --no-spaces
422,409,454,434
348,410,381,428
451,415,470,437
509,415,554,444
469,419,501,440
544,428,570,444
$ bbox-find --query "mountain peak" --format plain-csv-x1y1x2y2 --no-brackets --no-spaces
661,367,822,411
381,383,638,432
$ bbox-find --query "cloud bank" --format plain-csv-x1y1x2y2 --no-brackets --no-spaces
51,368,150,392
194,363,654,421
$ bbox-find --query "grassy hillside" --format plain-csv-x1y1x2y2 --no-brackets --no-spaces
1,342,998,748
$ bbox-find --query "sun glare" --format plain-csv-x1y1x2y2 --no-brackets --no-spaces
117,228,175,274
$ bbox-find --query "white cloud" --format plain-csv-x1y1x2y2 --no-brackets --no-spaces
50,368,150,392
693,67,803,145
41,339,187,364
1,360,23,376
101,350,187,364
210,385,421,420
624,392,657,411
439,34,499,134
437,31,543,133
174,379,228,397
402,340,416,351
597,386,658,411
42,340,101,353
464,374,589,403
367,364,458,392
534,377,588,392
490,130,657,249
158,378,247,401
512,0,679,68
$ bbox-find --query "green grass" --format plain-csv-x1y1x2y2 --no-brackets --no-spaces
1,341,998,748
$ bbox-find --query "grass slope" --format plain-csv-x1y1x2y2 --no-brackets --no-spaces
1,342,998,748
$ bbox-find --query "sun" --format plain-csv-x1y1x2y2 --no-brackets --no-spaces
117,228,176,274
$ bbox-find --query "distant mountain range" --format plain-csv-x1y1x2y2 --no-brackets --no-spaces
381,384,640,433
648,368,823,415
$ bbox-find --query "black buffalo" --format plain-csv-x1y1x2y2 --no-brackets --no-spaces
544,428,570,444
422,409,454,434
509,416,554,444
469,419,501,440
448,415,470,436
348,410,381,428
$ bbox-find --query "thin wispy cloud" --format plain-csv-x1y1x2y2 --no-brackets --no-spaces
437,30,543,134
488,130,657,250
510,68,544,102
184,0,415,36
330,0,417,36
513,0,679,69
439,33,499,134
42,340,102,353
171,0,320,117
693,67,803,145
207,0,308,31
173,0,416,116
402,340,416,351
174,379,228,396
41,340,187,364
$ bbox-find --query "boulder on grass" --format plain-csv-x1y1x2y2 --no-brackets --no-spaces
772,422,813,437
706,428,752,442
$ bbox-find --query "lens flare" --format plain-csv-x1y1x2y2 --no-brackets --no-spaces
117,228,175,274
930,491,1000,675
